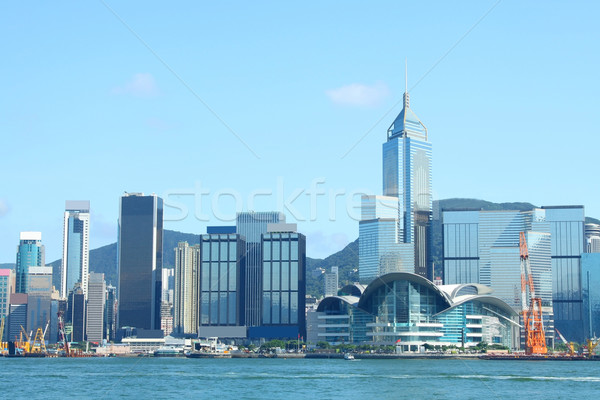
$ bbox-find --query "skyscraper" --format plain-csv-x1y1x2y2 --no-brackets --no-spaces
87,272,106,343
174,241,199,335
61,201,90,299
324,266,339,297
15,232,45,294
382,90,432,278
0,269,14,341
236,211,285,327
118,193,163,331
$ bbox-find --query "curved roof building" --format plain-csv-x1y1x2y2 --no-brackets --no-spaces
313,273,518,350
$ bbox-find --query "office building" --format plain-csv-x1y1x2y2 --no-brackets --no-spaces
162,267,175,304
174,241,199,335
250,223,306,339
118,193,164,331
27,293,51,335
582,253,600,339
7,293,28,342
61,201,90,298
359,195,414,282
324,266,339,297
67,286,86,342
15,232,45,294
359,86,432,282
198,232,247,338
87,272,106,343
105,285,117,341
236,211,285,327
585,223,600,253
28,266,53,295
0,269,14,341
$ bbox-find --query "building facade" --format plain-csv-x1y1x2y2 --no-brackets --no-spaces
61,201,90,298
582,253,600,339
15,232,45,294
118,193,163,331
105,285,117,341
0,269,14,341
324,266,339,297
87,272,106,343
174,241,199,335
585,223,600,253
198,232,247,338
236,211,285,327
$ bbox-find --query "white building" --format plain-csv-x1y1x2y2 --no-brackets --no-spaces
61,201,90,298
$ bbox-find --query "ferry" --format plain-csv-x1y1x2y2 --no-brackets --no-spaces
185,337,236,359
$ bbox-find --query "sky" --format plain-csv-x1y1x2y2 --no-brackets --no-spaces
1,1,599,262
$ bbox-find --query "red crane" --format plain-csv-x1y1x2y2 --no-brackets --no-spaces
519,232,547,354
57,311,71,357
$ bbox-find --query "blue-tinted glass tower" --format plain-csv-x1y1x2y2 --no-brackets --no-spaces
117,193,163,331
61,200,90,299
15,232,45,294
382,91,432,278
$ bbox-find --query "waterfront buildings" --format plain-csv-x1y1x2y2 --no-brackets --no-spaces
313,272,516,349
26,266,53,336
0,269,14,341
236,212,285,327
198,231,247,338
7,293,28,342
105,285,117,341
359,87,432,282
117,193,164,331
324,266,339,297
86,272,105,343
15,232,45,294
581,253,600,339
61,201,90,298
174,242,199,335
68,286,86,342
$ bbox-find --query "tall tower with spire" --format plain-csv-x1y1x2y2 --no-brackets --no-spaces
382,78,432,278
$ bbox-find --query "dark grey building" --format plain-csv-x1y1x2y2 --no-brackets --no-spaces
236,212,285,327
67,286,86,342
198,233,247,338
118,193,163,331
105,285,117,341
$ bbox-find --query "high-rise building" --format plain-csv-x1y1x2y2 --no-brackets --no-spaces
0,269,14,341
359,195,414,282
174,241,199,335
359,85,432,282
68,286,86,342
582,253,600,339
324,266,339,297
28,266,53,295
60,201,90,299
117,193,163,331
585,223,600,253
161,267,175,304
105,285,117,341
87,272,106,343
236,211,285,327
26,266,53,336
382,90,432,278
15,232,45,294
198,232,247,338
7,293,27,342
250,223,306,340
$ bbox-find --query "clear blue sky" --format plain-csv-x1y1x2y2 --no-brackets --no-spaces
1,1,599,262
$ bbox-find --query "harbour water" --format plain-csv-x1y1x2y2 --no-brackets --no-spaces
1,357,599,399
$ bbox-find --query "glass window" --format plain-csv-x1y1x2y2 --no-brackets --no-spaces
220,292,227,324
281,262,289,291
272,292,280,324
262,292,271,324
281,241,289,261
229,263,236,291
210,292,218,324
210,263,219,291
263,241,271,261
228,292,236,324
229,241,236,260
220,241,228,260
273,241,280,261
220,263,228,291
281,292,289,324
201,293,209,324
273,262,280,291
202,263,210,291
211,242,219,260
290,292,298,324
290,262,298,290
263,262,271,291
291,240,298,260
202,242,210,261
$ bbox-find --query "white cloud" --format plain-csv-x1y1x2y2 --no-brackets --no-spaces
325,81,390,107
0,199,9,218
112,73,159,97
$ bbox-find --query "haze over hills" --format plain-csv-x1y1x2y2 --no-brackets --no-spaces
10,198,598,298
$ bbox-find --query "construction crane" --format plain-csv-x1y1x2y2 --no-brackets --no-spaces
30,324,47,354
57,311,71,357
519,232,547,354
586,339,599,358
555,328,575,356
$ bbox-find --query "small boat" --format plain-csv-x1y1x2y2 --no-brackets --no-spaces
344,353,355,360
185,337,234,359
154,345,184,357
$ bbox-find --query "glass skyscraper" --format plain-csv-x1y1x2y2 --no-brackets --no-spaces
236,211,285,327
582,253,600,339
382,91,432,278
61,200,90,299
15,232,45,294
117,193,163,331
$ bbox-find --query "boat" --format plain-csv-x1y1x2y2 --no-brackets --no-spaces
154,345,184,357
344,353,355,360
185,337,234,359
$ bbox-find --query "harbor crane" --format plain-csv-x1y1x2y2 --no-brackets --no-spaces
554,328,575,356
519,232,547,354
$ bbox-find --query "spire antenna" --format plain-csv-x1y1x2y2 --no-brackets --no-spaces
405,58,408,94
